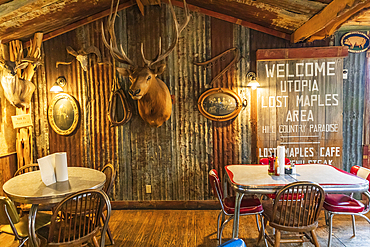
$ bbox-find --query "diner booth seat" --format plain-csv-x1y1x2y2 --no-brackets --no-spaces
323,165,370,247
209,169,267,246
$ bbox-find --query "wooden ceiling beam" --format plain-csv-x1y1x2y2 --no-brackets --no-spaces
167,0,291,41
292,0,370,43
22,1,136,46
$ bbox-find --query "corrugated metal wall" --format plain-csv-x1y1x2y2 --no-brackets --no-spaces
336,31,366,171
30,4,366,202
32,4,253,201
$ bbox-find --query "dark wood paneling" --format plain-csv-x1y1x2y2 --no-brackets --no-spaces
0,153,17,195
256,46,348,60
112,200,220,209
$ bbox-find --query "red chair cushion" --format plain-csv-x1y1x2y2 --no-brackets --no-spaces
324,194,365,213
223,196,263,214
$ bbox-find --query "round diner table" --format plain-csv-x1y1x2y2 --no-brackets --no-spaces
3,167,106,247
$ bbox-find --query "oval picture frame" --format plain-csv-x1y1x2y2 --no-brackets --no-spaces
341,31,370,53
48,93,80,135
198,88,242,121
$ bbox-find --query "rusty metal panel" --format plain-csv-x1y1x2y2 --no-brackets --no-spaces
31,3,351,203
111,5,214,200
234,25,251,164
342,52,366,171
40,24,117,176
334,32,366,172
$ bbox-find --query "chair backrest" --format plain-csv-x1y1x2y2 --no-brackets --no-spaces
101,164,116,194
270,181,324,228
47,189,111,247
259,158,290,165
351,165,370,191
209,169,224,203
14,163,39,176
0,196,20,225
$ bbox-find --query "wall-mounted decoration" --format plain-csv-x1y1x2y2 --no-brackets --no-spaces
56,46,101,71
198,88,242,121
101,0,190,127
48,93,80,135
341,31,370,53
0,33,43,108
193,47,239,87
108,61,132,127
256,46,348,168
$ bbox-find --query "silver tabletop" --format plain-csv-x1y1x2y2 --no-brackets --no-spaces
2,167,106,247
225,164,370,239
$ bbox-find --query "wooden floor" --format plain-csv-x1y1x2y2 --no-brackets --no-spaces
1,210,370,246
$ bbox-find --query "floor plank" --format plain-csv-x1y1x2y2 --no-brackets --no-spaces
1,210,370,246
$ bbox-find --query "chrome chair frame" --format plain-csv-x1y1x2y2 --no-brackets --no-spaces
210,170,267,246
324,166,370,247
1,203,28,247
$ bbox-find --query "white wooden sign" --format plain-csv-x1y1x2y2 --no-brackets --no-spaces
256,47,348,169
11,114,33,129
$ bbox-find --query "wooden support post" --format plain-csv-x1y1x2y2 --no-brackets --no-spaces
7,33,43,169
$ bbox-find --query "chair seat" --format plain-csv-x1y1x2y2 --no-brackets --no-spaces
223,196,263,214
324,194,365,213
0,212,51,238
218,238,246,247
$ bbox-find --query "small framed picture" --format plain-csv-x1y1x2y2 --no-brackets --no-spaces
48,93,80,135
198,88,242,121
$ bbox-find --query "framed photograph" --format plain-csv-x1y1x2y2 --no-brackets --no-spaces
198,88,242,121
48,93,80,135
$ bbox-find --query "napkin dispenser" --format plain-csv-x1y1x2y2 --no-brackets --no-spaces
37,152,68,186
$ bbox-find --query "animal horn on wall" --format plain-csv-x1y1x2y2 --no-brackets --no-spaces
101,0,136,67
58,46,102,71
141,0,190,68
82,46,102,63
101,0,191,127
66,46,79,57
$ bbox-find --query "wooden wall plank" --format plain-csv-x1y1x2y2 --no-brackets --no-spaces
0,153,17,196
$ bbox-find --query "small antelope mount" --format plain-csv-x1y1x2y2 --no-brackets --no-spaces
0,36,43,108
102,0,191,127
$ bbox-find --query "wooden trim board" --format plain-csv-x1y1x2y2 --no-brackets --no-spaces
111,200,220,210
257,46,349,61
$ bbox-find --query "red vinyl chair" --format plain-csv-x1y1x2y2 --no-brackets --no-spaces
209,169,267,246
259,158,291,200
259,157,291,165
323,165,370,247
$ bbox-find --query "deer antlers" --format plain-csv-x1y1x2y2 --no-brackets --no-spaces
101,0,191,68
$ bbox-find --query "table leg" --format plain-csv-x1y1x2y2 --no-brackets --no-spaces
28,204,40,247
232,192,244,238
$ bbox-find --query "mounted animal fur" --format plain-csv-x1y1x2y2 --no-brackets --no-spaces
101,0,190,127
0,40,41,108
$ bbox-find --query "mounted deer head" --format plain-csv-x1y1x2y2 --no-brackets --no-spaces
102,0,190,127
0,42,40,108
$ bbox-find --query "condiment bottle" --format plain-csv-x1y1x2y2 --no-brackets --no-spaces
268,152,275,175
274,155,280,176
